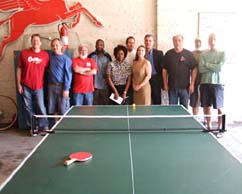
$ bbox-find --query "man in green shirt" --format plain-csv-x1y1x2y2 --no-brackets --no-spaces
199,33,225,130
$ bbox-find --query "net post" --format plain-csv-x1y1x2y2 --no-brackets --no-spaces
220,114,226,132
31,115,36,133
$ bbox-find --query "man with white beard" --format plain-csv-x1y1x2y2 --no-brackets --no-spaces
72,44,97,105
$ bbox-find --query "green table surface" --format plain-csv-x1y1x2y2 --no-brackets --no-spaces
1,105,242,194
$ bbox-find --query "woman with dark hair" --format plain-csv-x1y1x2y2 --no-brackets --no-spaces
106,45,131,104
132,45,152,105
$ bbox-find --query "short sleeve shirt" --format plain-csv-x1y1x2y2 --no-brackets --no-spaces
164,49,197,89
89,54,111,89
18,48,49,90
72,57,97,93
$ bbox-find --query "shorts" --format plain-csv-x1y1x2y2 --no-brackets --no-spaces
200,84,224,109
189,87,200,107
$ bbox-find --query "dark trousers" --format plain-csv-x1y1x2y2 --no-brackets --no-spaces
108,85,130,105
149,75,162,105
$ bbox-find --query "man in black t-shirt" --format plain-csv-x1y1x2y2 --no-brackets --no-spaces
162,34,197,108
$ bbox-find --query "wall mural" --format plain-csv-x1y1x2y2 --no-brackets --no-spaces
0,0,103,58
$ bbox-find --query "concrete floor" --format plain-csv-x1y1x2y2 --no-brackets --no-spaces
218,123,242,162
0,129,43,185
0,123,242,187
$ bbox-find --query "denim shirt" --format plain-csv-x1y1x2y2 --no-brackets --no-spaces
93,55,111,89
89,51,112,90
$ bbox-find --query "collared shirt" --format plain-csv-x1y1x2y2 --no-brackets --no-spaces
125,50,136,65
146,49,157,75
106,60,131,85
89,52,112,89
49,52,72,91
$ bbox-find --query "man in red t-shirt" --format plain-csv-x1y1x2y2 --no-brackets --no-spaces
16,34,49,136
72,44,97,105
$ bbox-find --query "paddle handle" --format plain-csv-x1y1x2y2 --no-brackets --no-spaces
64,158,77,166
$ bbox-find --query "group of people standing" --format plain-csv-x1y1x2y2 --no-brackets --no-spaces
16,32,225,136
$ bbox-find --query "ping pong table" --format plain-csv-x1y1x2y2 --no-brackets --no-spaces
1,105,242,194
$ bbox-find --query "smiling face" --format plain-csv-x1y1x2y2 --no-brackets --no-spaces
116,50,125,62
79,45,89,59
137,46,146,59
31,35,42,51
126,37,135,52
51,39,62,54
95,39,104,53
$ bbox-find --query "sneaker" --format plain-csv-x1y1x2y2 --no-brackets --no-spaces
41,127,54,133
30,129,38,137
41,126,49,132
46,128,54,133
39,131,47,136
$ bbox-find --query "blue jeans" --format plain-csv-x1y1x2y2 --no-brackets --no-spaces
22,85,49,129
48,84,70,115
169,88,189,108
73,92,93,105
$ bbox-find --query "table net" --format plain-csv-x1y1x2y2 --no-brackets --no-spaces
33,105,213,132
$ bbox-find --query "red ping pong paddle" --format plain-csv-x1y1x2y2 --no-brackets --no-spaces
64,152,93,166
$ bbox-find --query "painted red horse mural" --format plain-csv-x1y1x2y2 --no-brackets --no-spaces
0,0,103,58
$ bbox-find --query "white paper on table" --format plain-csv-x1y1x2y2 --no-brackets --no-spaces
109,93,123,105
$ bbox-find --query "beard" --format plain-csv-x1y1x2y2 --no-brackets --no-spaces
97,48,104,54
80,54,88,59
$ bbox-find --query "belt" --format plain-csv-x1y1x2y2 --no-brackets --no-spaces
49,83,63,86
